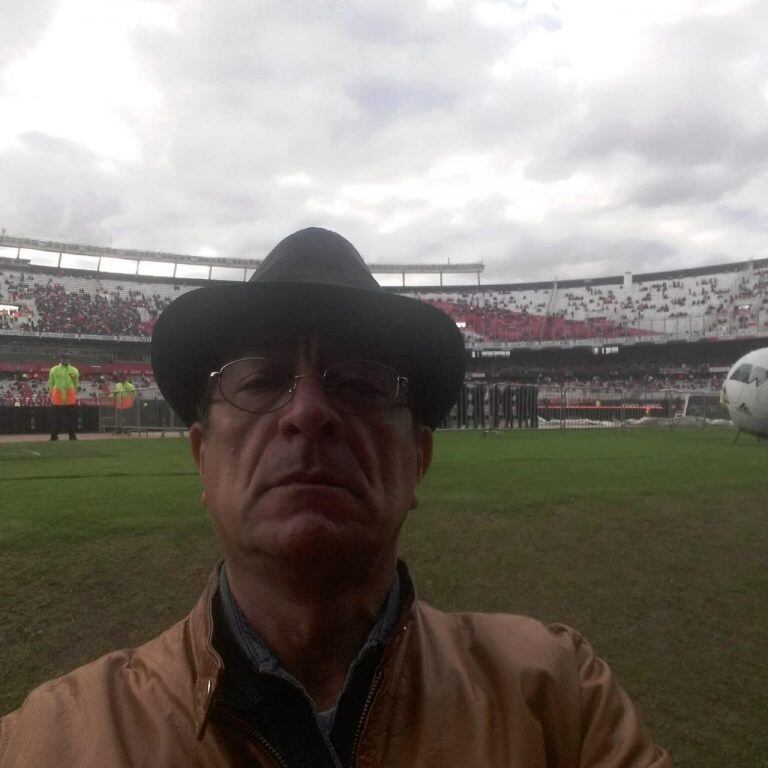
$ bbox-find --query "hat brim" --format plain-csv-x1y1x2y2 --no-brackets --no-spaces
151,281,466,429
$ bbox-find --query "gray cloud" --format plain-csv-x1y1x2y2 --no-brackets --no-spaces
346,77,457,122
528,2,768,201
717,205,768,232
0,133,121,244
3,0,768,280
0,0,59,69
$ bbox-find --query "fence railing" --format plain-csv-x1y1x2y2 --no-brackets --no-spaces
440,383,730,430
95,384,732,434
98,386,186,434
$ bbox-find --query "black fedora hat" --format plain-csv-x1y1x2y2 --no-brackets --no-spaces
151,228,466,429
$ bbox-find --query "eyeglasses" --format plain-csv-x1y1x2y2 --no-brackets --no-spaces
207,357,409,416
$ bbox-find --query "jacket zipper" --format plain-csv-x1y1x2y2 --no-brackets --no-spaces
349,665,386,767
349,605,412,767
216,708,290,768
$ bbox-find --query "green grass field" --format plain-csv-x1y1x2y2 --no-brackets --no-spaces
1,428,766,767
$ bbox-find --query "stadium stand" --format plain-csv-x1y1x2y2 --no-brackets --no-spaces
0,252,766,433
412,260,767,343
0,269,177,337
1,258,766,344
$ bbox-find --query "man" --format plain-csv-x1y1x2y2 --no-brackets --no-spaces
113,375,137,432
48,353,79,440
113,375,137,408
0,228,669,767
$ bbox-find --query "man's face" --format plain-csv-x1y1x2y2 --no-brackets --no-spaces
189,338,433,584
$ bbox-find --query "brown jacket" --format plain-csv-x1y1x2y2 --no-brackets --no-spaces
0,570,669,767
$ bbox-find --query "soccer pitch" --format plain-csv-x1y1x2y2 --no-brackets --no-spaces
1,428,766,767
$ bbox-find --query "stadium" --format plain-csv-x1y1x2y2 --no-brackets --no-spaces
2,234,767,767
2,232,767,434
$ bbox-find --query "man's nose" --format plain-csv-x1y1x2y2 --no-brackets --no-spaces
278,374,343,438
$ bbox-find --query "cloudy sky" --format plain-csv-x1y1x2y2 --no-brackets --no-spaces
2,0,768,285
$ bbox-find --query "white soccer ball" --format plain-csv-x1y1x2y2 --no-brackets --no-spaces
720,347,768,438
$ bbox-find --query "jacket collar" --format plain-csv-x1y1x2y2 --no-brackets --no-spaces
188,561,417,740
187,567,225,739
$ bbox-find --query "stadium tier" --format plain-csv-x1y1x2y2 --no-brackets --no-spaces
0,250,767,417
1,256,767,346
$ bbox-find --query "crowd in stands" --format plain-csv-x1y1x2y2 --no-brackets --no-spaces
3,255,764,436
0,270,176,337
416,263,768,343
0,260,766,346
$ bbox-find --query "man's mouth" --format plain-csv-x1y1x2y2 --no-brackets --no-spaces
274,471,352,491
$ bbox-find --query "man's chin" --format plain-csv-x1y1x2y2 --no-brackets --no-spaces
255,487,371,533
262,515,378,577
276,511,365,547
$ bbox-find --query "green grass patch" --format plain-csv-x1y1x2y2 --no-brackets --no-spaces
1,429,766,767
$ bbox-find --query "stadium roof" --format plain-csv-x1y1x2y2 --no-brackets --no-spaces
0,234,484,285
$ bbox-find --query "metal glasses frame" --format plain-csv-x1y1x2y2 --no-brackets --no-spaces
205,356,410,416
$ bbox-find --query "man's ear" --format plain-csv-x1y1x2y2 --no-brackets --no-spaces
188,423,208,508
189,423,205,476
415,425,433,483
